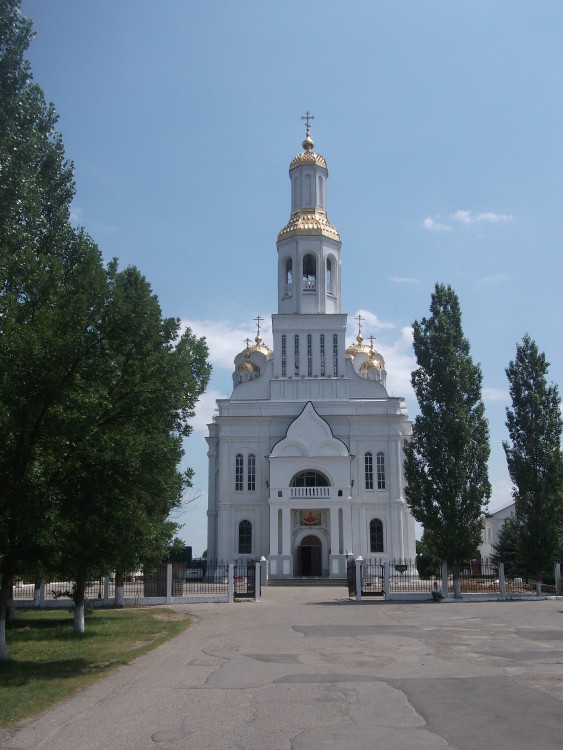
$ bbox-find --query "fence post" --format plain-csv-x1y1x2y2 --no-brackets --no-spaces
499,562,506,600
383,561,390,598
260,556,268,588
441,562,449,598
103,575,110,604
355,557,363,602
255,562,261,602
555,563,561,596
39,578,45,607
228,563,234,603
166,563,172,604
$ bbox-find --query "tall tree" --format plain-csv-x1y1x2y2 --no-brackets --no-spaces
404,283,491,596
503,334,563,593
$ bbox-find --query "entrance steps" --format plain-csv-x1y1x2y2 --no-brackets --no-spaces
268,577,347,587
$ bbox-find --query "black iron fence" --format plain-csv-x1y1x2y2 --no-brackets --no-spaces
233,559,256,599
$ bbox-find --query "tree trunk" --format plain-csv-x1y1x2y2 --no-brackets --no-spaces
0,571,13,660
6,594,16,624
73,573,86,634
114,570,125,608
536,577,542,597
452,564,462,598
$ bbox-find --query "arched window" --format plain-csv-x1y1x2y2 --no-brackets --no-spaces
247,453,256,491
235,454,243,491
290,471,329,488
285,258,293,296
303,254,316,291
326,258,332,293
281,335,287,377
238,520,252,555
370,519,384,553
365,452,374,490
377,452,386,490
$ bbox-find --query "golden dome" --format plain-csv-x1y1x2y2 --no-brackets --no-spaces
250,335,272,356
277,209,340,241
290,150,328,170
346,334,372,358
359,348,383,373
236,353,259,375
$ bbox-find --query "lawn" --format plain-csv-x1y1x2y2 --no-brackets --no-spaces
0,607,191,726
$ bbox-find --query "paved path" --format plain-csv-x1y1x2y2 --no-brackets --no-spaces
4,588,563,749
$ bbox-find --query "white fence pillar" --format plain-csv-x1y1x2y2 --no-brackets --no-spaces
499,563,506,600
555,563,561,596
166,563,172,604
355,557,363,602
228,563,234,603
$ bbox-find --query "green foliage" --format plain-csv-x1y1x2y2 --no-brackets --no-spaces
415,535,441,579
503,335,563,578
491,515,521,566
0,0,211,649
404,284,490,577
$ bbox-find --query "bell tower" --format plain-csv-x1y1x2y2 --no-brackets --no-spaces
276,113,342,315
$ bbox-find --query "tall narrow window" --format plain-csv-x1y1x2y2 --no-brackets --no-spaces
285,258,293,296
247,453,256,491
238,520,252,555
377,452,386,490
333,334,338,376
320,334,325,376
235,454,244,491
294,334,300,376
326,258,332,294
370,519,384,553
303,254,316,291
307,334,312,376
365,452,374,490
281,335,287,377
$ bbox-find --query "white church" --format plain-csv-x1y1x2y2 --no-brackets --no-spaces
206,121,416,579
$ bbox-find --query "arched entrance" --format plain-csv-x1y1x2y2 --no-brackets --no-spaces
297,534,322,577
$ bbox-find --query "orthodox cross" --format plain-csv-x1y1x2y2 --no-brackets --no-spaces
301,111,315,136
367,335,376,349
244,337,252,348
354,313,364,338
253,314,263,338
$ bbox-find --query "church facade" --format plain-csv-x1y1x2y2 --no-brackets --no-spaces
206,124,416,578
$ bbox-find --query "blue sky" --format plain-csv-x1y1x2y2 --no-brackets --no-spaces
21,1,563,555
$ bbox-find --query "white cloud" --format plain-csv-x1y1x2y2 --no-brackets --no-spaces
422,215,452,232
390,277,420,284
451,210,513,225
191,388,229,433
70,206,84,224
478,273,507,286
377,326,416,400
482,387,510,403
347,309,395,339
182,318,273,370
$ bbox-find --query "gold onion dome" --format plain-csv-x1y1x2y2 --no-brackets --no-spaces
359,347,383,373
235,344,259,375
277,209,340,241
289,129,327,170
250,335,272,355
346,334,372,358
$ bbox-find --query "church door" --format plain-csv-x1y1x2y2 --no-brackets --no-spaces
297,535,322,577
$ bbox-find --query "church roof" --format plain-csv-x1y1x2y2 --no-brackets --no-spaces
277,209,340,241
290,150,327,170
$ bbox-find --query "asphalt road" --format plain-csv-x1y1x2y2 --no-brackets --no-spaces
4,588,563,749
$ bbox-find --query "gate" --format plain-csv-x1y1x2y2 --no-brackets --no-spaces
361,559,384,596
347,558,356,596
234,559,256,599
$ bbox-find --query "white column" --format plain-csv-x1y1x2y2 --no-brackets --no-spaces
269,505,278,556
282,505,291,555
343,503,353,555
330,506,339,555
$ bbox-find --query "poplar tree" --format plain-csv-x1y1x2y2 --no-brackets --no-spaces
404,283,491,596
503,334,563,593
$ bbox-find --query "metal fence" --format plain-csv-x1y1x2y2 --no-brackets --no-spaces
233,559,257,599
455,558,500,594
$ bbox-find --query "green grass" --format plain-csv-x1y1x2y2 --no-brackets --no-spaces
0,607,191,726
